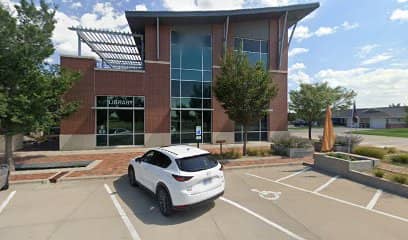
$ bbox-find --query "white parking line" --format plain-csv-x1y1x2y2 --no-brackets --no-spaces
313,175,339,193
275,167,311,182
104,184,141,240
0,191,16,215
366,189,383,210
245,173,408,223
220,197,307,240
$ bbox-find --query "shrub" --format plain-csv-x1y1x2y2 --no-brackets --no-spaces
247,147,274,157
384,147,398,154
271,133,312,148
373,169,384,178
211,150,242,160
247,148,260,156
392,175,407,184
353,146,387,159
327,152,360,161
386,154,408,164
332,135,363,146
223,150,242,159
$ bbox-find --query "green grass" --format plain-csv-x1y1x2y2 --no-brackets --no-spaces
352,128,408,138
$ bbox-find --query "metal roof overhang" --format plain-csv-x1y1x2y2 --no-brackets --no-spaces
125,3,319,33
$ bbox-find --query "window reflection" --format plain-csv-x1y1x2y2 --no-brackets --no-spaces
96,96,144,146
170,30,212,144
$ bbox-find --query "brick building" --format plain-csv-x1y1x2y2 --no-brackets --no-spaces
60,3,319,150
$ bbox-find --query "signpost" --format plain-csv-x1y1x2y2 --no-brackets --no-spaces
195,126,202,148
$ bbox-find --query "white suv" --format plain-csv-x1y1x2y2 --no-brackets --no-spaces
128,145,225,216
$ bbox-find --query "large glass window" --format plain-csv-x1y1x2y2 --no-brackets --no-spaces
234,115,268,142
234,37,269,69
96,96,144,146
171,30,212,144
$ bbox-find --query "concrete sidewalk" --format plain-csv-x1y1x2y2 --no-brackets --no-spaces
9,147,312,183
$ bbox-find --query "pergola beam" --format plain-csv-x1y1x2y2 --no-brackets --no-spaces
70,26,144,70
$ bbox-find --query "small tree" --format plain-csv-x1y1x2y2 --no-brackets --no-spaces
0,0,80,170
289,83,356,140
214,50,277,155
405,106,408,125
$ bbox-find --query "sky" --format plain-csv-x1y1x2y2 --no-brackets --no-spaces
1,0,408,108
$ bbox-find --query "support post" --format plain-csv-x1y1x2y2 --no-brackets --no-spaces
224,16,230,56
278,11,288,69
288,22,297,49
77,33,82,56
156,17,160,60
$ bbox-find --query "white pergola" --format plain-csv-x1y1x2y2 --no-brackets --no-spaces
69,26,144,70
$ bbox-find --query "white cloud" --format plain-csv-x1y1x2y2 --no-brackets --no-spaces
357,44,379,58
315,26,337,36
288,47,309,57
70,2,82,9
135,4,148,11
397,0,408,3
315,68,408,107
361,53,393,65
52,2,130,57
289,63,312,84
342,21,359,30
390,9,408,21
293,26,313,40
162,0,245,10
294,21,358,41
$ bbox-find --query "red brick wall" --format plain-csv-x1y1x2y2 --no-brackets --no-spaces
60,56,95,134
212,23,234,132
61,18,288,138
268,17,288,132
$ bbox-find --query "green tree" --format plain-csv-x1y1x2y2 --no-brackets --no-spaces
214,50,277,155
0,0,80,170
289,82,356,140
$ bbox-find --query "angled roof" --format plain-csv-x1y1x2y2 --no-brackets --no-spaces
333,107,407,119
126,3,319,33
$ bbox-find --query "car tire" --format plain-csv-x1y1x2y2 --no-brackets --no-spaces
157,186,173,217
128,167,138,187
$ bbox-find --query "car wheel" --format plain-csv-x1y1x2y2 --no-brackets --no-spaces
157,187,173,217
128,167,138,187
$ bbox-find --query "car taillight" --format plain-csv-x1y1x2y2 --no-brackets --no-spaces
219,164,224,171
172,174,193,182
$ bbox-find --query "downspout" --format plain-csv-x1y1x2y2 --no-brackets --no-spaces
224,16,230,56
156,17,160,60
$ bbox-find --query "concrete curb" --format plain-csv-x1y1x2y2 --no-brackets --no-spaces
9,161,307,185
224,161,305,170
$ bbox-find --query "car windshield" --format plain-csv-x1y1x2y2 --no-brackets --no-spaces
176,154,218,172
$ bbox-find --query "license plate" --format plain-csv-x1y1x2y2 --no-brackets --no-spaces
203,178,212,185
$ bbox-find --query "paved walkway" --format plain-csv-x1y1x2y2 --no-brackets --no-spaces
8,144,312,183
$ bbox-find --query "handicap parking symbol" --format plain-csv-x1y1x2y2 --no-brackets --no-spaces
251,189,281,201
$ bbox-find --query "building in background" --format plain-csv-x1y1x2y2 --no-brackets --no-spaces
332,106,408,129
60,3,319,150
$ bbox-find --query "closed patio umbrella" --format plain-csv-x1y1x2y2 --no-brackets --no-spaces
321,105,336,152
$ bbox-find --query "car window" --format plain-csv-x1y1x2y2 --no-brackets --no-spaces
176,154,218,172
144,151,171,168
143,151,155,163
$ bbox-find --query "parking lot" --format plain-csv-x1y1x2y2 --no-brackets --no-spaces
0,165,407,240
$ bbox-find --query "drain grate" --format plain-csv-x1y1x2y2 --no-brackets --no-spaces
15,160,93,171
